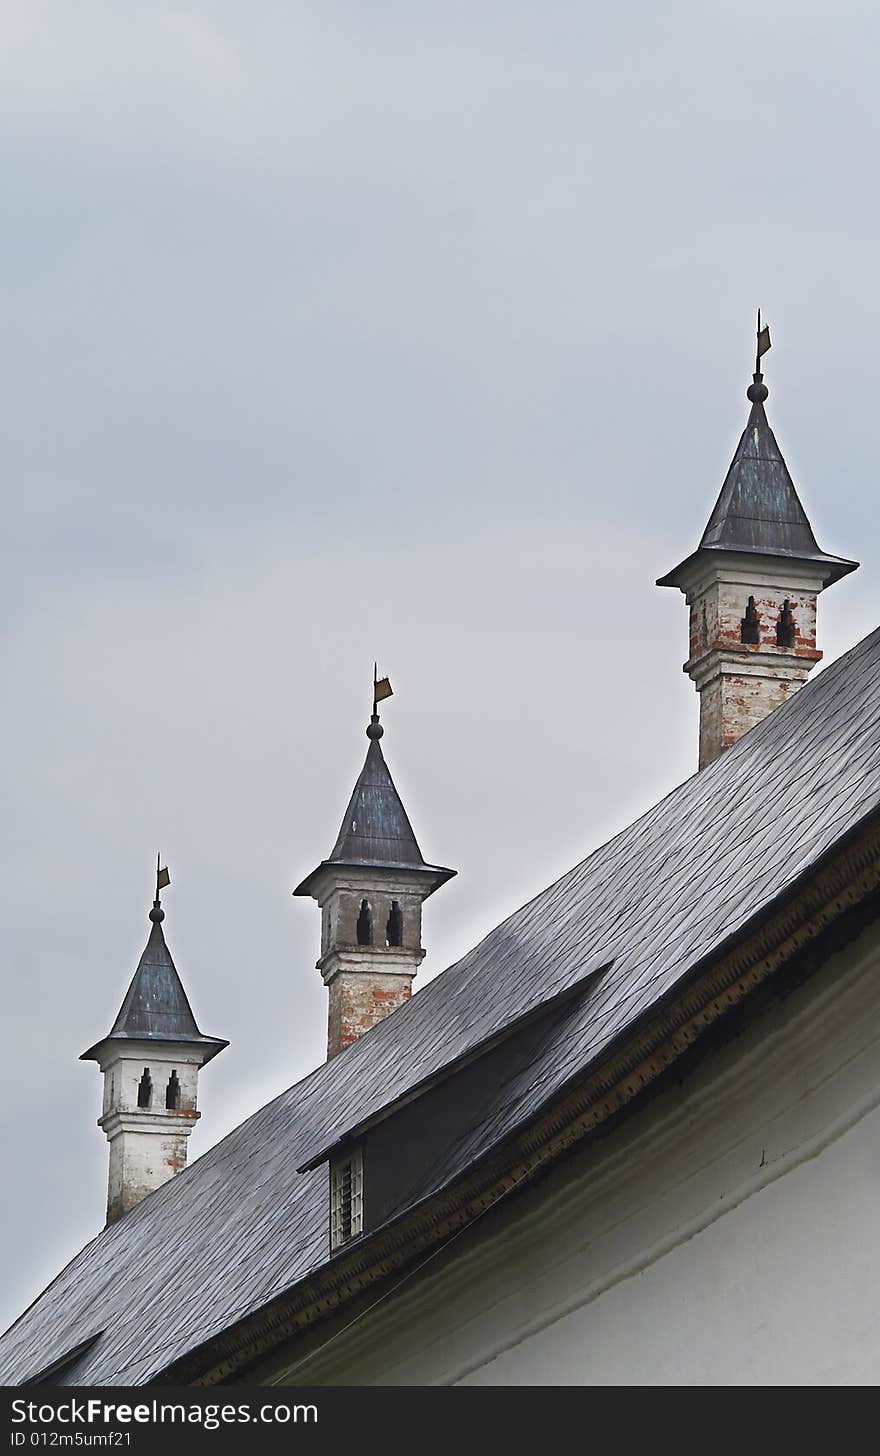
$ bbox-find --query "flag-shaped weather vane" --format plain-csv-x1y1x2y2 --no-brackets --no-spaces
748,310,772,404
150,854,171,924
368,664,393,740
756,308,771,372
155,853,170,900
372,662,393,714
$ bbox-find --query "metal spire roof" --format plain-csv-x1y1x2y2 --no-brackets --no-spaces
658,331,858,588
81,875,227,1061
330,713,427,868
294,708,455,896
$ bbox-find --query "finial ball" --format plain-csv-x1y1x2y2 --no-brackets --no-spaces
366,715,384,740
747,378,769,403
149,903,165,923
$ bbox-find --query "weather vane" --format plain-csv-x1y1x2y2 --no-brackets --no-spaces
155,852,170,902
372,662,393,716
755,308,771,375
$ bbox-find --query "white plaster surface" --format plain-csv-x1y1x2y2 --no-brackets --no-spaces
268,919,880,1386
96,1043,205,1223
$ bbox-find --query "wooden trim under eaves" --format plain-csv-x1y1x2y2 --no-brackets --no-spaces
157,805,880,1386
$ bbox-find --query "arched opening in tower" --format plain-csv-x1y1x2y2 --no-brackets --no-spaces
741,596,760,644
356,899,373,946
777,599,796,648
386,900,403,947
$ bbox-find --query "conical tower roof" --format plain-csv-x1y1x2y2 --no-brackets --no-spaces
294,708,455,897
658,350,858,589
699,395,825,557
108,915,203,1042
329,731,427,869
81,882,227,1062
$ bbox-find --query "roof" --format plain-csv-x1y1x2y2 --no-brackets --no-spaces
4,624,880,1385
657,384,858,587
80,909,227,1063
294,719,455,896
297,954,614,1172
329,732,426,868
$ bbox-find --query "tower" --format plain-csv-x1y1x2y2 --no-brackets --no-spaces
658,320,858,769
81,865,227,1224
295,678,455,1059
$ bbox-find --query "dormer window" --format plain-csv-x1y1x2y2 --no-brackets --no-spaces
330,1148,364,1250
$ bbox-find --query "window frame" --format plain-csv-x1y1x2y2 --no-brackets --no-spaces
330,1147,364,1251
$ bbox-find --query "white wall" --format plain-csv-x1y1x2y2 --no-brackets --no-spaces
266,916,880,1386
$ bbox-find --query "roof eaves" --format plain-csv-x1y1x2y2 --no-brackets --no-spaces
79,1032,229,1064
657,542,860,590
293,860,456,898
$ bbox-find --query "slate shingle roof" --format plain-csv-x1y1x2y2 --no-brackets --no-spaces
3,625,880,1385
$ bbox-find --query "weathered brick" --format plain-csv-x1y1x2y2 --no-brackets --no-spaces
328,972,413,1056
677,565,829,770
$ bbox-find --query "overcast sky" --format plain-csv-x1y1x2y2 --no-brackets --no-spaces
3,0,880,1335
